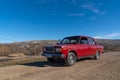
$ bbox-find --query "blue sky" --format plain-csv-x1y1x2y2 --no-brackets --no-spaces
0,0,120,43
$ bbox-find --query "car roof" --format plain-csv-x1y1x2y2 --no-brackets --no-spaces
64,35,93,39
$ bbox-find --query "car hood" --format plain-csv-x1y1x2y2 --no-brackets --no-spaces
44,44,72,48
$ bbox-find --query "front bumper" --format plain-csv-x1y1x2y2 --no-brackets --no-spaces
42,53,65,59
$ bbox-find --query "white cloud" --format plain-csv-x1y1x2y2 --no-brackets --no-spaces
81,4,99,14
35,0,106,17
94,32,120,39
80,1,106,15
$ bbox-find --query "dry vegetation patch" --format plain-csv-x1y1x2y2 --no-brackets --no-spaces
8,53,25,57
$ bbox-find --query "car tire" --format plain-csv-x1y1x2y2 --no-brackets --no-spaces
47,58,55,62
94,51,100,60
66,52,76,66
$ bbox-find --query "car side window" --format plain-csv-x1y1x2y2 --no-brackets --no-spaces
80,37,88,44
71,40,77,44
88,38,95,45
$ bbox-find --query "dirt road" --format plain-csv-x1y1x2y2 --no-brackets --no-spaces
0,52,120,80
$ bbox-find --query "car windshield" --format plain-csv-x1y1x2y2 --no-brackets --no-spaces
61,36,79,44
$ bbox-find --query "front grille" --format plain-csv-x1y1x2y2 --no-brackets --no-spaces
45,47,54,53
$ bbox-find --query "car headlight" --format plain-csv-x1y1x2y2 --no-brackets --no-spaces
55,48,61,52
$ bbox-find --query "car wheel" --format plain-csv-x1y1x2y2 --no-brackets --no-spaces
47,58,55,62
94,51,100,60
66,52,76,66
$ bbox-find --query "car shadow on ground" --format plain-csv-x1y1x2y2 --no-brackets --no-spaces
22,61,65,67
22,57,93,67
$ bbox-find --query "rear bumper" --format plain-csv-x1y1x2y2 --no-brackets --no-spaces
42,53,65,59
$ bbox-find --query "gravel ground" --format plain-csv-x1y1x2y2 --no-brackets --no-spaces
0,52,120,80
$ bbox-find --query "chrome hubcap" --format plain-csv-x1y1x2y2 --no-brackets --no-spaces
69,55,74,64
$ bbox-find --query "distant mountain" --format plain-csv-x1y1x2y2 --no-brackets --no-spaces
12,40,57,44
95,39,120,52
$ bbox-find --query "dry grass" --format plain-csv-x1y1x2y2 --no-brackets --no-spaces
8,53,25,57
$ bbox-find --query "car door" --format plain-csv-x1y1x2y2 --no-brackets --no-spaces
88,38,97,56
77,37,90,57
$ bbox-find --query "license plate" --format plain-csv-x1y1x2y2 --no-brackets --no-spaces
45,54,52,57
